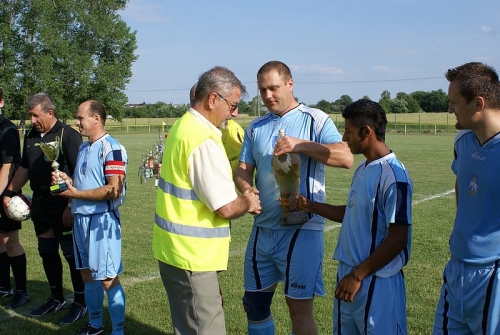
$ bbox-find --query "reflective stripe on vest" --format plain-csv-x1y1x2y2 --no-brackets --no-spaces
153,111,231,271
155,213,230,238
157,178,199,201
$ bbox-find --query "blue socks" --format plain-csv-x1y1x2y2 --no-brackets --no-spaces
248,318,275,335
106,283,126,335
84,281,104,328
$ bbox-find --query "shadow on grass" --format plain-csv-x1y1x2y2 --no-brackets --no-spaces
0,279,173,335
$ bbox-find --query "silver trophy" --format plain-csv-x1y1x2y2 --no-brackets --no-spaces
39,136,67,194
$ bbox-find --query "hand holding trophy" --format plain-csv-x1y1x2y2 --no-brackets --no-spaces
39,136,68,194
271,129,309,226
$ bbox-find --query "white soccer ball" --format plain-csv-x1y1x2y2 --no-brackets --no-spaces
7,195,32,221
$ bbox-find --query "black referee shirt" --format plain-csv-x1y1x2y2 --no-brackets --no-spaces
21,120,82,195
0,115,21,170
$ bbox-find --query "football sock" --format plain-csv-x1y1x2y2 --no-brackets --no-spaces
106,283,126,335
0,251,11,290
248,318,275,335
40,250,64,302
66,256,86,305
9,253,27,292
85,281,104,328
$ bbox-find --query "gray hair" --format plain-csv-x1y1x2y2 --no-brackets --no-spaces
27,93,56,113
194,66,247,103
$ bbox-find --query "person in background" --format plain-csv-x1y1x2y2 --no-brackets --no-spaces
298,99,413,334
190,83,244,175
154,67,261,335
235,61,353,335
433,62,500,335
3,93,86,324
0,86,30,309
54,100,127,335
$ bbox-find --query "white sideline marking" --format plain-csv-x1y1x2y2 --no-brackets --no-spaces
413,189,454,205
323,189,455,233
20,188,447,301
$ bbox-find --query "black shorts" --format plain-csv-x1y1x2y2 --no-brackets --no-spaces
30,193,71,238
0,205,21,233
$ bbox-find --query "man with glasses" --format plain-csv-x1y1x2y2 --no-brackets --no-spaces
190,83,245,175
154,66,261,335
235,61,353,335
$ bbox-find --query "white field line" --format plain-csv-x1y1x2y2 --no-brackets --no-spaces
122,189,458,289
412,189,454,205
0,188,455,320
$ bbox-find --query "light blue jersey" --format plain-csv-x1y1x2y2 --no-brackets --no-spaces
239,104,342,230
333,152,413,277
450,130,500,263
73,134,127,215
433,131,500,334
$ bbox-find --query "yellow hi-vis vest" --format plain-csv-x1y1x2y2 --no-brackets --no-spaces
153,112,231,271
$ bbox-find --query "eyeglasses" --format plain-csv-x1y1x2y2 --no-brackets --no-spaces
216,93,239,112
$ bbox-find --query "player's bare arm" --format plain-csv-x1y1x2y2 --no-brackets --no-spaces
2,167,29,211
216,191,261,219
234,161,257,194
52,171,125,201
297,195,346,223
335,224,409,302
273,135,353,168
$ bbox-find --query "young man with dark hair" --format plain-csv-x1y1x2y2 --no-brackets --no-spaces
298,99,413,334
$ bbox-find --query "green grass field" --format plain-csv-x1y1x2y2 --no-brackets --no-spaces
0,131,457,334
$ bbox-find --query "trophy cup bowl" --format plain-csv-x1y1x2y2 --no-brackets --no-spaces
39,136,68,194
272,153,309,226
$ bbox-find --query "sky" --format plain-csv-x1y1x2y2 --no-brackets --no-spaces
119,0,500,106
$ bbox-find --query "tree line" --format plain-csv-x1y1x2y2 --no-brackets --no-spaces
1,1,448,123
0,0,137,122
124,88,450,119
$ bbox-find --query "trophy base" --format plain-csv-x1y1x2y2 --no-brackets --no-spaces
280,210,309,226
50,182,68,194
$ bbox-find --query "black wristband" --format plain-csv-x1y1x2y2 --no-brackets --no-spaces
2,190,17,198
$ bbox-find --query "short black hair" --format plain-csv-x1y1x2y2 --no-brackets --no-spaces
342,99,387,141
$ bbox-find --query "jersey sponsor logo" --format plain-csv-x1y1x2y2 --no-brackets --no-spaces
471,152,486,161
467,174,478,196
290,282,306,290
105,160,125,175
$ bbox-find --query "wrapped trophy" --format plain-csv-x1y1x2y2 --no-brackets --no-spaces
271,129,309,226
39,136,68,194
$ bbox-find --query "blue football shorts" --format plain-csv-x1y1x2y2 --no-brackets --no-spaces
243,225,325,299
73,211,123,280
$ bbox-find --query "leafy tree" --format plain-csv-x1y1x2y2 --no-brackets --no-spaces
406,96,422,113
315,99,332,113
395,92,421,113
389,99,409,114
237,101,253,116
333,95,353,112
0,0,137,121
427,89,449,112
249,95,265,116
379,90,391,113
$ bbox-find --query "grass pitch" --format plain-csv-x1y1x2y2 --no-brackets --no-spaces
0,131,456,334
